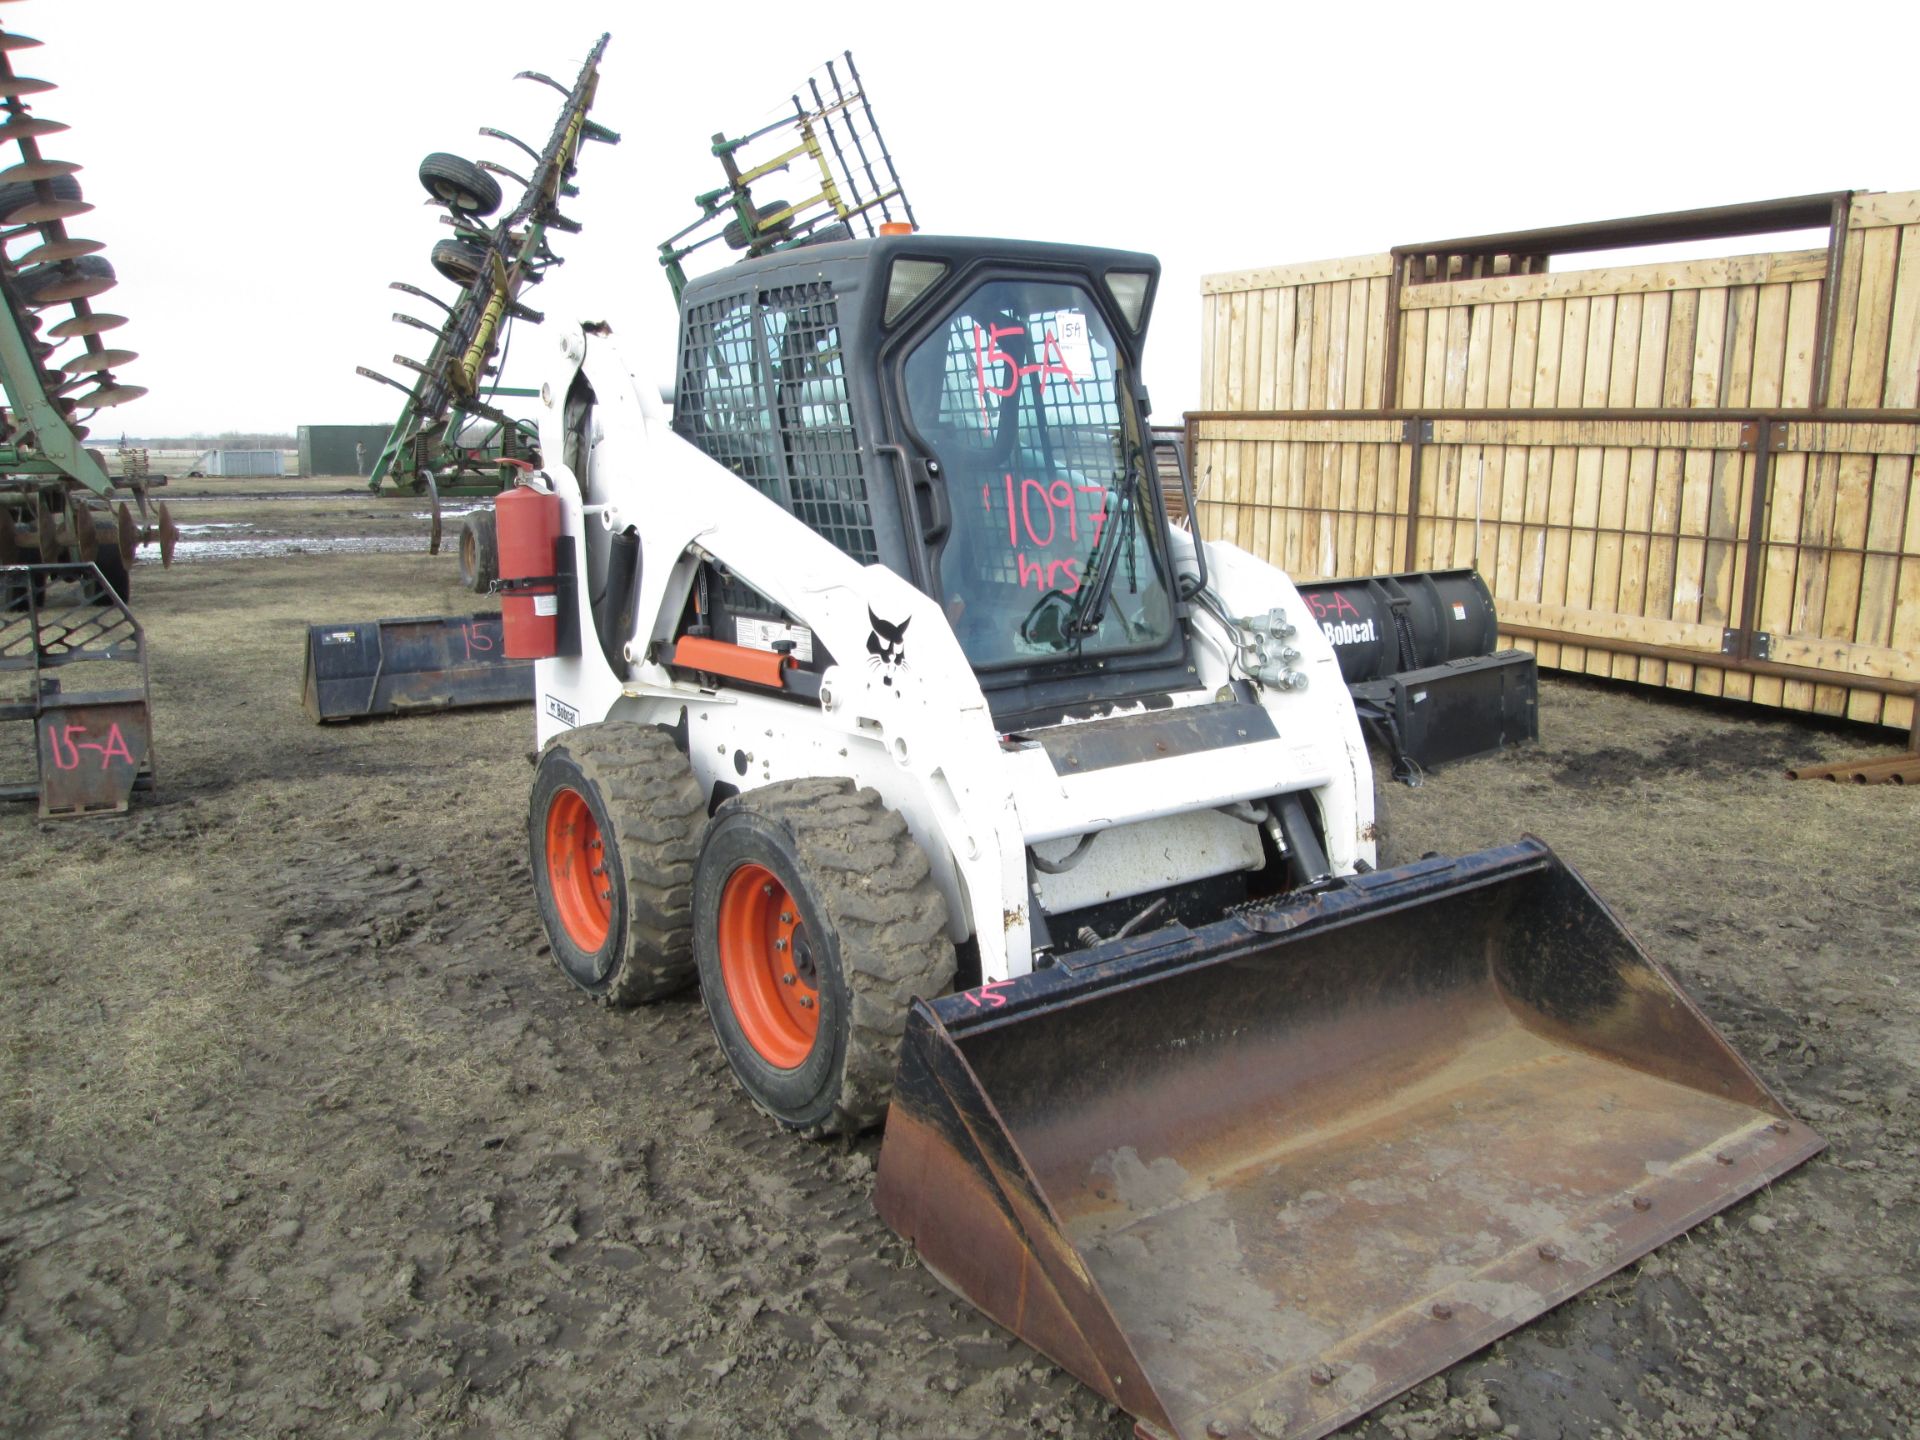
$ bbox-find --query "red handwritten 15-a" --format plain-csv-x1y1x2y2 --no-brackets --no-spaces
46,722,135,771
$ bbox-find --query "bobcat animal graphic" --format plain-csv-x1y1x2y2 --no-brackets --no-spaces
866,609,910,687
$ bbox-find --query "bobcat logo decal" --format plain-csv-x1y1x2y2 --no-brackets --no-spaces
866,609,910,687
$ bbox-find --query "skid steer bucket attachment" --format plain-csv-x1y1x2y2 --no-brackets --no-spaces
876,840,1822,1440
302,614,531,721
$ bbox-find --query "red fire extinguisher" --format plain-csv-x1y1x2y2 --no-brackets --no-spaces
495,483,564,659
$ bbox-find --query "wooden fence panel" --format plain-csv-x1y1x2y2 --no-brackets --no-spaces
1192,192,1920,731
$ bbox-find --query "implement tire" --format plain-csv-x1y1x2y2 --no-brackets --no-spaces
458,509,497,594
417,152,502,217
530,722,705,1006
693,779,954,1137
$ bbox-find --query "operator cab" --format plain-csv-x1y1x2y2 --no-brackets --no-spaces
672,235,1193,727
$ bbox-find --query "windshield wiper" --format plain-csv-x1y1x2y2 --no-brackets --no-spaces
1065,364,1147,636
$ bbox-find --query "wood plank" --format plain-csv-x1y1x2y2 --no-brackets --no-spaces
1634,293,1668,407
1519,446,1553,602
1200,295,1218,410
1240,288,1265,413
1882,225,1920,409
1557,297,1591,406
1225,291,1249,410
1292,284,1315,413
1464,301,1494,408
1251,440,1277,569
1432,418,1742,449
1690,289,1728,406
1308,282,1335,408
1756,451,1806,708
1398,306,1426,410
1253,290,1279,410
1509,300,1542,409
1443,304,1472,408
1345,281,1371,409
1824,217,1867,407
1356,443,1381,572
1581,295,1617,407
1768,634,1920,683
1421,302,1450,409
1722,285,1759,408
1850,191,1920,229
1270,287,1298,410
1844,225,1898,407
1199,418,1407,444
1395,250,1829,309
1662,290,1698,407
1336,443,1362,574
1777,421,1920,455
1533,300,1566,411
1786,451,1838,710
1496,598,1726,651
1814,453,1871,714
1747,283,1790,408
1611,446,1657,678
1599,291,1634,407
1203,253,1394,295
1362,277,1390,409
1586,445,1630,676
1323,280,1351,411
1780,279,1823,410
1482,299,1512,408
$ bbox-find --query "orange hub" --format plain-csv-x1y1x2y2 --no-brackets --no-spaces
545,786,611,951
717,863,819,1068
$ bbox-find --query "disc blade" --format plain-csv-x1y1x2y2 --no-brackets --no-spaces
0,116,68,142
0,157,79,182
71,382,145,409
5,197,91,223
57,346,137,373
46,310,125,338
15,236,103,264
0,76,56,97
158,500,177,567
0,31,45,50
24,271,114,304
116,501,136,564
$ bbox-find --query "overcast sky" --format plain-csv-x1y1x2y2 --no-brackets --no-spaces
27,0,1918,438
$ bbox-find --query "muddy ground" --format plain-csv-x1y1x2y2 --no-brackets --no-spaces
2,480,1916,1440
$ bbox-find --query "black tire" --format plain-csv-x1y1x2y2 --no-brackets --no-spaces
0,174,82,224
13,254,114,307
458,509,498,593
530,723,705,1006
693,779,954,1137
430,238,489,288
418,152,503,217
87,540,130,605
721,199,794,252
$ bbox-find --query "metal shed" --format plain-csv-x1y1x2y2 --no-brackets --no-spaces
297,425,391,478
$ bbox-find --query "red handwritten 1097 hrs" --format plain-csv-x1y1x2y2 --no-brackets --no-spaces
982,475,1106,593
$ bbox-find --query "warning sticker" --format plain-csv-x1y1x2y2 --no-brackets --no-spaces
1451,602,1467,621
1053,310,1094,381
534,594,558,617
735,617,814,662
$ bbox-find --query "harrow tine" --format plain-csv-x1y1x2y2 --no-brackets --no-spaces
479,125,541,166
389,280,453,314
393,312,442,336
423,471,443,555
478,158,529,189
512,69,567,96
356,365,414,396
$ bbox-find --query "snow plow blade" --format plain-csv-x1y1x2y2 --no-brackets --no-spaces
301,614,530,722
875,839,1823,1440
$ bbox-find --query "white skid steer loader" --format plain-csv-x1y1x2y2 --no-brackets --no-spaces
504,234,1821,1440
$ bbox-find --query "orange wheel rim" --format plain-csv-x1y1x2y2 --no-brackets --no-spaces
717,863,819,1068
545,786,611,951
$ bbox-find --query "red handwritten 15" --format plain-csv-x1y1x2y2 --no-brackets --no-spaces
460,621,499,661
962,979,1014,1010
